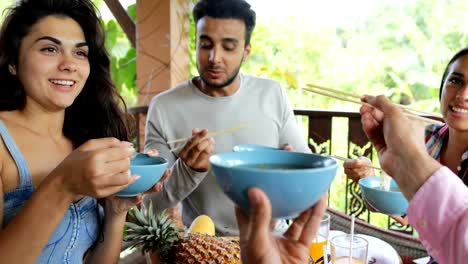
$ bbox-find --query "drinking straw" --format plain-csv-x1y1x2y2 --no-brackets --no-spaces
349,214,355,262
323,245,328,264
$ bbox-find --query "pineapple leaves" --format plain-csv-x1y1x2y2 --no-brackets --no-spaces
124,200,182,257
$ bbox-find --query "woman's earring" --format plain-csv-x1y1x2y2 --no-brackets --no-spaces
8,65,16,75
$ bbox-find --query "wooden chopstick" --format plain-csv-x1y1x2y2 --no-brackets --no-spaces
306,84,443,118
167,124,248,145
303,86,444,125
328,155,382,171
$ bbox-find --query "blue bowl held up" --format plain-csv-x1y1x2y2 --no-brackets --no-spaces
358,176,408,216
210,151,339,219
114,153,168,197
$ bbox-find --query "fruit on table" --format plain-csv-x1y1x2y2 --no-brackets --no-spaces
125,201,241,264
172,233,241,264
187,214,216,236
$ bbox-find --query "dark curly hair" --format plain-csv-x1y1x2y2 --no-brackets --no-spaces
0,0,132,146
192,0,256,46
439,47,468,100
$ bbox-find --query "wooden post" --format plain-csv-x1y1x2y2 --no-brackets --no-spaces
136,0,190,106
135,0,190,225
135,0,190,151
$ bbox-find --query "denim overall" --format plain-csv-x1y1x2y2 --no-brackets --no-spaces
1,120,101,263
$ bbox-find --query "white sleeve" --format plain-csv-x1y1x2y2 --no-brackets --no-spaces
144,97,208,213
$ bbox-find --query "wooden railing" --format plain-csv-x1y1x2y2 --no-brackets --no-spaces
127,106,414,234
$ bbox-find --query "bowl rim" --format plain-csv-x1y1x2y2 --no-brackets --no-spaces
131,154,168,168
359,176,403,194
232,144,278,152
210,151,339,173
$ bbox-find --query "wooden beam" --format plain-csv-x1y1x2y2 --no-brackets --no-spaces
103,0,136,47
136,0,190,105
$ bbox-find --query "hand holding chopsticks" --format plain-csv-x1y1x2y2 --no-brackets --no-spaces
304,84,444,125
329,155,381,171
168,123,248,152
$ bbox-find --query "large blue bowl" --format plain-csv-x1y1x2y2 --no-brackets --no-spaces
114,153,168,197
210,151,339,219
359,176,408,216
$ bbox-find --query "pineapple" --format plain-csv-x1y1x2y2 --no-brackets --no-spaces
125,201,241,264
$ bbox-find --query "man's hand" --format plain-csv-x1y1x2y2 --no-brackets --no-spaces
177,128,215,172
235,188,327,264
280,143,294,152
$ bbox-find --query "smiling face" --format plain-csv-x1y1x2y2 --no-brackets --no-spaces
441,54,468,131
15,15,90,111
195,17,250,96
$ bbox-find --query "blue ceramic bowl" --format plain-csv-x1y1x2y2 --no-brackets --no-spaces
359,176,408,216
114,153,168,197
209,151,339,219
233,144,278,152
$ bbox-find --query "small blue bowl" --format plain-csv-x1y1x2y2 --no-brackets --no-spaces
114,153,168,197
210,151,338,219
233,144,278,152
359,176,408,216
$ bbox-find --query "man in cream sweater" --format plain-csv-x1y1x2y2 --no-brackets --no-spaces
144,0,309,235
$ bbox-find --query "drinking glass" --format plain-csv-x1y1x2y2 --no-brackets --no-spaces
309,213,330,263
330,234,368,264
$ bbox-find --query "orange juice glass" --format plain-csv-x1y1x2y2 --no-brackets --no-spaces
309,213,330,263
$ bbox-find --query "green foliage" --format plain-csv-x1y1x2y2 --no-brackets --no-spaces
242,0,466,115
188,12,198,77
102,3,137,106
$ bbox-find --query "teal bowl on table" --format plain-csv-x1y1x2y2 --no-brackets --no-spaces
209,150,339,219
114,153,168,197
233,144,278,152
359,176,408,216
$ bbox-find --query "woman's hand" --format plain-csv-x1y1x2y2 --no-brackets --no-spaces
343,157,375,182
51,138,137,198
236,188,327,264
360,95,441,200
103,168,170,216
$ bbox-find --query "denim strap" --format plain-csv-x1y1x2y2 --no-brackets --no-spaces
0,120,32,187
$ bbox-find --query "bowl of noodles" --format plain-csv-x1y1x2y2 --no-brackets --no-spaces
359,176,408,216
209,150,338,218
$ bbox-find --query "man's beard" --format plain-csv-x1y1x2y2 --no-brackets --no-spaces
199,61,243,89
